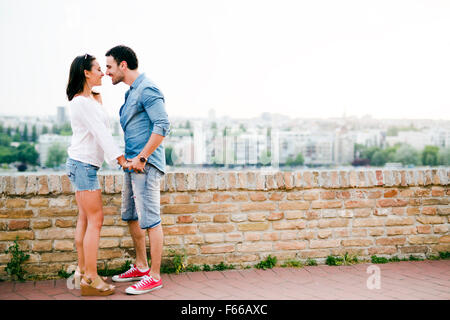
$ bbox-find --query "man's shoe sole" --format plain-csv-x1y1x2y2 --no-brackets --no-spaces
125,284,163,295
112,276,146,282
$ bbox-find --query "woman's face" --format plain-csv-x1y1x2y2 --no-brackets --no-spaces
85,59,104,87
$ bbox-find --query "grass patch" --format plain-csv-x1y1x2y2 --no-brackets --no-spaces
202,264,211,272
58,269,74,279
98,260,132,277
185,264,202,272
326,252,358,266
160,250,235,274
255,255,277,270
371,254,431,264
408,255,424,261
5,238,30,282
371,255,389,264
281,259,304,268
161,249,187,274
212,262,235,271
305,258,317,266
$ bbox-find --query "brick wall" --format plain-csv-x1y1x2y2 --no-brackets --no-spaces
0,169,449,280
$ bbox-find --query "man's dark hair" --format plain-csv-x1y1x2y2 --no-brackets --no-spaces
105,45,138,70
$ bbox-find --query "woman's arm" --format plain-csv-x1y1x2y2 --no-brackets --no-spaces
72,98,123,167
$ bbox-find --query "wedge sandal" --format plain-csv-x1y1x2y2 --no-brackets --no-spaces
80,275,115,296
74,267,108,290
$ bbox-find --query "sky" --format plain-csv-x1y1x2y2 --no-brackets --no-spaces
1,0,450,120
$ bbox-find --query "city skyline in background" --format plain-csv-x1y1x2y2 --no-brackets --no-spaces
1,105,449,172
1,0,450,120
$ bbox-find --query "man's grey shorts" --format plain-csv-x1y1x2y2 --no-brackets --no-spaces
121,163,164,229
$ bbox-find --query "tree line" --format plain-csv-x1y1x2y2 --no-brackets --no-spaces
0,123,72,170
353,143,450,167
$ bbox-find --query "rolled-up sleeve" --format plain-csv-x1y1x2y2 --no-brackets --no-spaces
141,87,171,137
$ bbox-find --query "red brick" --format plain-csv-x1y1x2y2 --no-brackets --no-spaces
162,204,199,214
417,225,432,234
336,191,351,199
279,201,310,210
250,192,267,201
213,214,229,223
344,200,374,208
213,193,232,202
376,199,408,207
269,193,284,201
177,215,193,224
163,225,197,235
160,194,171,204
274,241,306,250
201,203,238,213
309,239,340,249
8,220,30,230
241,203,276,212
199,224,235,233
422,207,437,215
368,190,383,199
320,191,336,200
384,189,398,198
375,237,406,246
200,244,235,254
341,238,373,247
431,187,444,197
193,193,213,203
267,212,284,221
311,201,342,209
174,194,191,204
273,220,305,230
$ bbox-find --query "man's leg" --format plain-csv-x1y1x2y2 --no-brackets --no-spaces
132,166,163,280
122,171,149,270
147,224,163,280
128,220,149,270
123,166,164,294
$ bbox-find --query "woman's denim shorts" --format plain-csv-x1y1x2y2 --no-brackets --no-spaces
66,158,100,191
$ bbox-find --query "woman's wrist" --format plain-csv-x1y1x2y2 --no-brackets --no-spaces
117,155,127,166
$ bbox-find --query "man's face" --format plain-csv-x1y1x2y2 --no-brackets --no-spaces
105,56,124,85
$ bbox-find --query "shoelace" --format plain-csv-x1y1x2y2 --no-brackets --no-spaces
122,265,138,276
135,275,154,289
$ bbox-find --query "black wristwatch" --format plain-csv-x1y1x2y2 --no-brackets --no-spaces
139,156,147,163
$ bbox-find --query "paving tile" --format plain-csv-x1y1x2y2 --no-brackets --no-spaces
52,293,82,300
185,271,209,281
3,260,449,300
204,271,226,280
0,292,27,300
0,281,15,292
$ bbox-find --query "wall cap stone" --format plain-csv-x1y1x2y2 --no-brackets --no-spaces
0,168,448,195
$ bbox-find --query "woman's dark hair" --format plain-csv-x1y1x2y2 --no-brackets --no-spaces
66,54,96,101
105,45,138,70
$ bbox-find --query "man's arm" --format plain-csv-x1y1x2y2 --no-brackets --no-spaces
128,86,170,173
128,133,165,172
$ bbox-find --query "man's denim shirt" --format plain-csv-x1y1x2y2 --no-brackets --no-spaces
119,73,170,174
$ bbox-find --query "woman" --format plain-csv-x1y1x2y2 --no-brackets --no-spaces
65,53,128,296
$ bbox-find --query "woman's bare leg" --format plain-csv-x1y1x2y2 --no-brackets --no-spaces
74,192,88,272
76,189,104,280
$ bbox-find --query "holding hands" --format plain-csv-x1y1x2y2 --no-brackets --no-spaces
126,156,146,173
117,155,146,173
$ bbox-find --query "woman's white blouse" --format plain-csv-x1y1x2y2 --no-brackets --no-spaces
67,96,122,168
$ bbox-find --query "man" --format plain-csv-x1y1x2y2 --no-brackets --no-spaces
105,45,170,295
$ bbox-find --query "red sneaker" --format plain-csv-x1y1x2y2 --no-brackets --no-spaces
125,275,163,295
112,264,150,282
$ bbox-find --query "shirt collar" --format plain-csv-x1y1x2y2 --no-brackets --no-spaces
130,73,145,90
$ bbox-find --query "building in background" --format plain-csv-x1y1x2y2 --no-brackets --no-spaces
56,106,68,125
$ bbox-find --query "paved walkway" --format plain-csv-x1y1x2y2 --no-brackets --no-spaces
0,260,449,300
